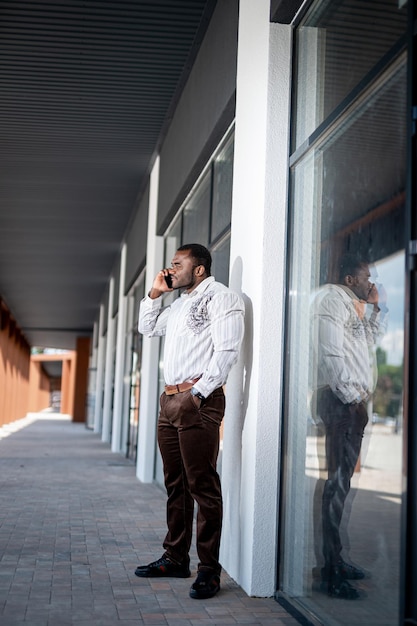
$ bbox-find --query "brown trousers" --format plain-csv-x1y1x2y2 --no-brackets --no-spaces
157,387,225,574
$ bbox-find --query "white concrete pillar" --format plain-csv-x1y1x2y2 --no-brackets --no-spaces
221,1,292,597
90,321,98,369
93,304,106,434
136,156,164,482
111,244,128,453
102,278,116,443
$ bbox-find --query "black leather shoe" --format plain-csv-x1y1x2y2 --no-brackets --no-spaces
135,556,190,578
338,560,365,580
320,563,360,600
322,579,360,600
189,571,220,599
321,560,365,581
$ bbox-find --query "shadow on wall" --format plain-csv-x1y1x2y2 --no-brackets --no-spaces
229,254,253,426
220,255,253,574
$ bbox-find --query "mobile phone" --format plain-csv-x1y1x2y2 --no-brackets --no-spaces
164,273,173,288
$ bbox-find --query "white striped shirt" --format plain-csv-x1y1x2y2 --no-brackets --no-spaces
138,276,245,398
310,284,383,404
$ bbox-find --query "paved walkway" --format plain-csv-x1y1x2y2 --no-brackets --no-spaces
0,412,299,626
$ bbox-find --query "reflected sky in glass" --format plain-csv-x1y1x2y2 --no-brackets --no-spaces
372,252,404,366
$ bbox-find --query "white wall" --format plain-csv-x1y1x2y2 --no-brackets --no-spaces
221,0,292,596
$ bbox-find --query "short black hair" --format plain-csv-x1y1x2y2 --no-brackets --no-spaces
177,243,212,276
338,253,369,283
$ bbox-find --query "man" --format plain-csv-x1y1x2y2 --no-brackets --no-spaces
136,243,244,599
310,253,387,600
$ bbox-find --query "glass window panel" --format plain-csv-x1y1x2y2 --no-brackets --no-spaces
281,51,406,625
182,171,210,246
211,136,234,242
165,213,182,251
164,215,182,306
294,0,407,149
125,280,145,462
211,235,231,287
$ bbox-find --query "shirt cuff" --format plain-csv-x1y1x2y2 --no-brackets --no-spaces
145,294,163,307
193,381,216,399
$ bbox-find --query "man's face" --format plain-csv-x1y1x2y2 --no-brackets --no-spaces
169,250,201,292
348,264,373,301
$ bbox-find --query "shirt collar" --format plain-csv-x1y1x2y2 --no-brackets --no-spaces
181,276,215,298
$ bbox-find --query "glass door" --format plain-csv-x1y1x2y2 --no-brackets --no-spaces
279,1,408,624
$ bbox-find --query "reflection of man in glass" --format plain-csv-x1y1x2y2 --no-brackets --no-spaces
311,253,387,600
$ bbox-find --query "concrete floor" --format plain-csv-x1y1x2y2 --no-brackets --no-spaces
0,412,299,626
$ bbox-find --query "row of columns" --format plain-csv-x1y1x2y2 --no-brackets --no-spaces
92,243,134,456
90,163,162,469
1,294,91,424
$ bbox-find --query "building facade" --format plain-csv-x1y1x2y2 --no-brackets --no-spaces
89,1,417,624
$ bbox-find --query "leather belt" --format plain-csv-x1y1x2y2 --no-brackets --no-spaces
165,378,200,396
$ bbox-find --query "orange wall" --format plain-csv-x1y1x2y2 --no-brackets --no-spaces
73,337,90,422
1,301,91,426
0,304,32,426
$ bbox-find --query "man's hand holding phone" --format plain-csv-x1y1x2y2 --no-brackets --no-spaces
367,282,388,312
148,269,174,299
367,283,379,306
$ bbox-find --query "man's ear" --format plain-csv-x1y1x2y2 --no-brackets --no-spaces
344,274,354,287
195,265,205,276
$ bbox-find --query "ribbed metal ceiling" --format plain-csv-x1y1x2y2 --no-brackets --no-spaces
0,0,214,350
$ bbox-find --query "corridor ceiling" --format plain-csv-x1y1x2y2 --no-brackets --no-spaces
0,0,215,351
